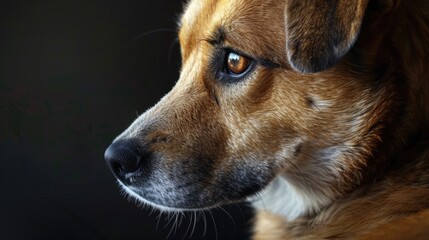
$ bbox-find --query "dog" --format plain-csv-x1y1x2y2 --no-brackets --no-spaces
105,0,429,238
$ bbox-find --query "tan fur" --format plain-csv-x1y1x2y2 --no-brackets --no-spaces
358,209,429,240
113,0,429,238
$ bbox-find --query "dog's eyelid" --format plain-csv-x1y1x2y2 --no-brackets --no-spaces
221,47,280,69
258,58,281,69
223,48,252,60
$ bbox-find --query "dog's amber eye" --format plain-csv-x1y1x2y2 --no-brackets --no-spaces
226,52,251,75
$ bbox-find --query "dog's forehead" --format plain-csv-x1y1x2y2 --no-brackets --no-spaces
179,0,287,64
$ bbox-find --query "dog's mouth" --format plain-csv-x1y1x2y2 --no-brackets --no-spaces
109,156,275,211
104,137,278,211
119,180,278,214
119,175,266,211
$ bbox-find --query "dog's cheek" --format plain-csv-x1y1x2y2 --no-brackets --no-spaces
218,72,306,158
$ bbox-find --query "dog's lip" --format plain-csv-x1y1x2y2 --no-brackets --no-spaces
119,180,250,211
120,181,223,211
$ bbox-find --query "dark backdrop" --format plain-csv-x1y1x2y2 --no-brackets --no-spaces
0,1,253,239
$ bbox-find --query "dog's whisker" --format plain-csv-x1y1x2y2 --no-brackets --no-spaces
173,212,181,238
170,213,177,237
202,211,208,237
174,212,180,235
178,213,184,228
133,28,176,40
166,212,177,239
219,205,237,229
168,37,179,64
234,203,246,221
181,212,193,240
208,210,218,240
164,211,174,229
256,192,268,211
190,210,198,238
155,211,163,230
179,210,186,217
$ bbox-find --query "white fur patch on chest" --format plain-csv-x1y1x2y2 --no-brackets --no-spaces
249,176,330,221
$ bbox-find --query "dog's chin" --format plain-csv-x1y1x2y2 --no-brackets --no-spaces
118,182,188,212
118,181,231,212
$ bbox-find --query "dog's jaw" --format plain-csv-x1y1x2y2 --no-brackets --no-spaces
118,180,222,213
118,181,180,212
249,175,332,221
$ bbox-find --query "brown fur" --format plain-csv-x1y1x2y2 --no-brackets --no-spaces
254,142,429,239
111,0,429,238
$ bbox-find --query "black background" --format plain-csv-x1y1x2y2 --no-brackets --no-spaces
0,1,253,239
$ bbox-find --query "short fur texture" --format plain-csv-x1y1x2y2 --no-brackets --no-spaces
107,0,429,238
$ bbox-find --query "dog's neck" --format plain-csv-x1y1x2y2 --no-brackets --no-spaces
250,175,332,221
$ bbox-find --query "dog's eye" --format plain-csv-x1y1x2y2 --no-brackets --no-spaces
226,52,251,75
213,50,255,83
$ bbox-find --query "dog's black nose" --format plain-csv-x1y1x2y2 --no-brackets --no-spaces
104,139,142,182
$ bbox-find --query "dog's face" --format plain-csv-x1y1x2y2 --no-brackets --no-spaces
105,0,395,212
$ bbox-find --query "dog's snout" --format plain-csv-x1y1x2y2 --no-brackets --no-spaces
104,139,142,182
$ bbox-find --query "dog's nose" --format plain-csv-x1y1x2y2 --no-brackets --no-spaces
104,139,142,182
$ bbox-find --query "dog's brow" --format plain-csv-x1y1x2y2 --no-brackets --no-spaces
205,26,226,45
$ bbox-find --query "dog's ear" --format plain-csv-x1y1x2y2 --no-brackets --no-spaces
285,0,369,73
375,0,401,13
